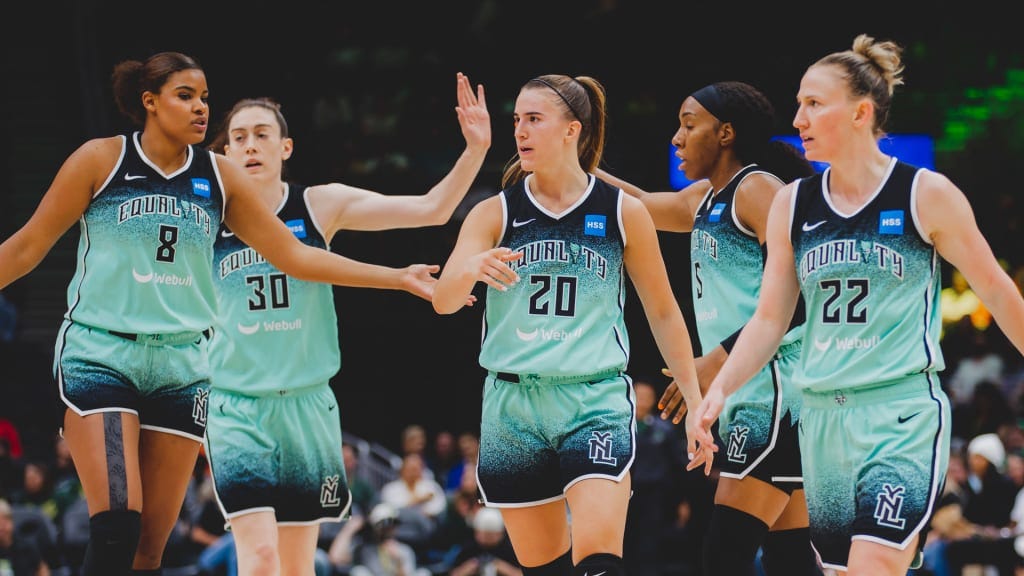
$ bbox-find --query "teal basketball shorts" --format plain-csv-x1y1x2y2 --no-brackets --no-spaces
204,384,350,524
718,343,804,488
799,373,950,572
54,320,211,441
477,370,635,507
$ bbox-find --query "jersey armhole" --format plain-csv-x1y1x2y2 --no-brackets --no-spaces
909,168,933,246
93,135,128,199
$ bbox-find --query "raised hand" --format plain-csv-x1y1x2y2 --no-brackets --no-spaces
455,72,490,153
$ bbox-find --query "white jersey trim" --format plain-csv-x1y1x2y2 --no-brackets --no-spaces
209,151,228,224
909,168,932,245
134,131,194,179
93,135,127,199
821,156,896,218
523,173,595,219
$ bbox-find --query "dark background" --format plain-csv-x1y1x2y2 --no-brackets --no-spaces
2,0,1023,455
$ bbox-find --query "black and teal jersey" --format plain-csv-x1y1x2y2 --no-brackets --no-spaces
64,132,225,333
209,183,340,394
479,174,628,377
691,165,802,354
790,158,944,392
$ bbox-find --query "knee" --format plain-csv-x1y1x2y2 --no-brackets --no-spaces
702,505,769,576
522,549,572,576
81,510,142,576
572,553,624,576
761,528,822,576
246,541,281,575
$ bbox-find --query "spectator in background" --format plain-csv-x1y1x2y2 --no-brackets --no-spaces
445,432,480,494
947,329,1005,409
952,380,1016,443
429,430,459,489
0,419,22,461
48,435,80,526
380,453,446,553
448,507,522,576
343,442,380,515
942,268,991,334
400,425,436,482
0,498,49,576
944,433,1019,575
9,462,57,522
427,460,485,570
329,502,431,576
623,379,686,576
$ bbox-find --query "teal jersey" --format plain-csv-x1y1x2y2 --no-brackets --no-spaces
790,158,944,393
479,175,628,377
209,184,340,394
65,132,225,333
691,165,802,354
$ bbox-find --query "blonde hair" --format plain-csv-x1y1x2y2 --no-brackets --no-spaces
814,33,905,137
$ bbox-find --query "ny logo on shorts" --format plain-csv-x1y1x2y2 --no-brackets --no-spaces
588,431,617,466
727,426,750,464
321,474,341,508
192,388,209,427
873,483,907,529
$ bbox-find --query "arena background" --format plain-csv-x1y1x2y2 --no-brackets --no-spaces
2,1,1022,455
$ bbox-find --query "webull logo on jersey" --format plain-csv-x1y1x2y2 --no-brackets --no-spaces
236,318,303,335
509,240,608,280
285,219,307,239
799,240,904,282
117,194,213,236
515,326,584,342
813,335,880,352
584,214,606,237
219,247,267,279
131,268,193,286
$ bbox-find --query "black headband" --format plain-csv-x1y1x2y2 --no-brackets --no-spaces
690,84,729,122
531,77,584,123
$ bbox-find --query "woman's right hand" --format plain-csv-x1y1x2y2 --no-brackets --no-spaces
467,247,522,292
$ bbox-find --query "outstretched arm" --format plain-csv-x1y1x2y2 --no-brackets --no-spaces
309,72,491,236
0,137,118,290
221,156,439,301
595,168,709,233
620,194,713,473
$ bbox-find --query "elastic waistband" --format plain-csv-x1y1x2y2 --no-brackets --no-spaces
775,340,802,358
102,327,211,346
490,369,623,385
212,382,330,399
802,374,938,408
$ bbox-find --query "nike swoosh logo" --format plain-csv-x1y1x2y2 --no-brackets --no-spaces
512,218,536,228
897,411,922,424
220,229,234,238
328,404,336,412
802,220,826,232
583,572,607,576
124,174,147,181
